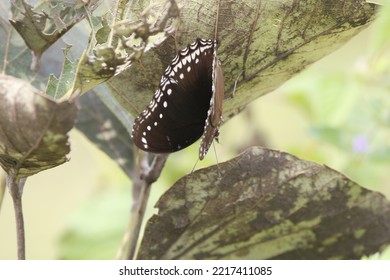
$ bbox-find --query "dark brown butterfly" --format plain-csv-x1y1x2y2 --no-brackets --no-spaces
131,39,224,160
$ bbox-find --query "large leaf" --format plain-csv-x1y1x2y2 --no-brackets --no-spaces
63,0,180,99
107,0,377,121
9,0,100,70
75,90,134,178
138,147,390,259
0,75,77,178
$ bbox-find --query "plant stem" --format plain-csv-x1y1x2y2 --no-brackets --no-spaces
1,24,13,74
116,153,167,260
0,171,6,213
126,177,152,260
7,175,27,260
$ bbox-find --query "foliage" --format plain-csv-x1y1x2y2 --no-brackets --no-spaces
0,0,389,260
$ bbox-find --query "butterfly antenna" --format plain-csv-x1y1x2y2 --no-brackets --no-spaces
232,71,243,98
190,157,200,175
212,141,222,179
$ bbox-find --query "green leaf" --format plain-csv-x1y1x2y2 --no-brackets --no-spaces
72,47,122,95
138,147,390,259
107,0,377,120
9,0,100,70
0,75,77,178
0,6,37,83
46,47,78,100
63,0,180,98
58,186,130,260
309,126,344,148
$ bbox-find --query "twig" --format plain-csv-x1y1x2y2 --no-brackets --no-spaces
116,153,168,260
1,24,13,74
7,175,27,260
0,171,6,213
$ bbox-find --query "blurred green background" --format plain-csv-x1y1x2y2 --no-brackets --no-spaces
1,6,389,260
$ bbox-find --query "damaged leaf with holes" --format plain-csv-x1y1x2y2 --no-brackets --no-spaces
46,47,78,100
137,147,390,260
65,0,180,98
9,0,100,69
107,0,377,120
0,75,77,178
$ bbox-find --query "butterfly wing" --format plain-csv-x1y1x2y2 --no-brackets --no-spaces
199,55,224,160
131,39,216,154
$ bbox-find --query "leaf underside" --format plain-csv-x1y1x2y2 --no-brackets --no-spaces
9,0,99,57
75,90,134,178
138,147,390,260
107,0,377,121
0,75,77,178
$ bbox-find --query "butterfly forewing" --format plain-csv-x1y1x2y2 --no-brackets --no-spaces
131,39,218,155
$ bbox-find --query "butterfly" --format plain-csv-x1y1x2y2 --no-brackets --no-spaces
131,38,224,160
